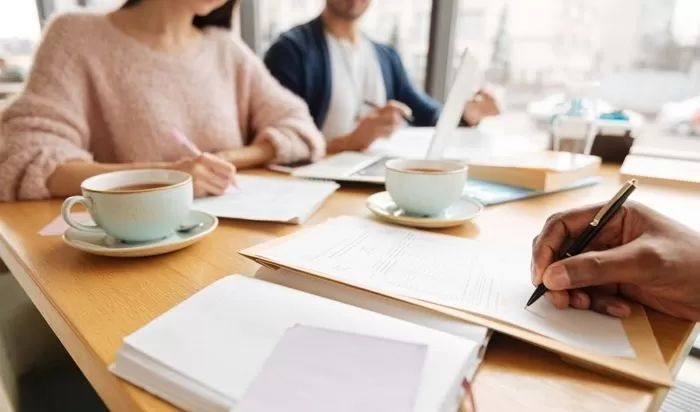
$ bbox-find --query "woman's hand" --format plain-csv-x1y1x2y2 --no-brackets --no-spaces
531,202,700,322
169,153,236,198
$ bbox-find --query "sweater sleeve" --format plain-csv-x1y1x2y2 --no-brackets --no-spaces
232,39,325,164
0,15,93,202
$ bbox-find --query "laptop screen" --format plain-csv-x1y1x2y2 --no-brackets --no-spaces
426,50,483,160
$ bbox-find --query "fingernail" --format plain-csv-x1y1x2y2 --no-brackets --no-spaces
544,266,570,290
606,303,630,317
571,293,582,307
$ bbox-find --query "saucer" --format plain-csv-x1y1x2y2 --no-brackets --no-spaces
366,192,483,229
62,210,218,257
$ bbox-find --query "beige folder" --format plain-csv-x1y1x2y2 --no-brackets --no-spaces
240,233,673,388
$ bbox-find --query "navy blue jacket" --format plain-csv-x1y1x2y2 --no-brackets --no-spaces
264,16,460,130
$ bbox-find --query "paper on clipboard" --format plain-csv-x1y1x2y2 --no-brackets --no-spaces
240,216,673,387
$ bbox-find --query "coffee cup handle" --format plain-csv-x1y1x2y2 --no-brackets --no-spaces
61,196,102,233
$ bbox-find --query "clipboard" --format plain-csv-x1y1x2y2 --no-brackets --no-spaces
239,228,673,388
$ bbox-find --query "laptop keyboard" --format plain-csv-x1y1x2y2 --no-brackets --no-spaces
353,157,395,177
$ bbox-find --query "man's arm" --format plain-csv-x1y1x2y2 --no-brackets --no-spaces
387,48,442,127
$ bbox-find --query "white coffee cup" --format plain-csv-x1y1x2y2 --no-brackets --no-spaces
385,159,468,216
61,169,193,243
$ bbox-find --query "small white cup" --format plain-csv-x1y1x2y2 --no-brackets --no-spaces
61,169,193,243
385,159,468,216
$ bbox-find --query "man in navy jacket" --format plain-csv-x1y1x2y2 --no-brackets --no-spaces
264,0,499,154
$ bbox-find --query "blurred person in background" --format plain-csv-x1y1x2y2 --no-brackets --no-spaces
0,0,325,201
264,0,501,154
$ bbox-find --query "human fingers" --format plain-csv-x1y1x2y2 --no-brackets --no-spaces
384,100,412,119
193,163,230,194
531,204,627,285
588,289,632,318
197,153,236,181
569,289,591,310
542,239,652,292
373,108,404,129
193,179,226,198
546,290,570,310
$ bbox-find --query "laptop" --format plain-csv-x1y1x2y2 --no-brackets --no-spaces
290,50,484,184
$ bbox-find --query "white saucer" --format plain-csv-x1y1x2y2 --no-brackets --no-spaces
366,192,483,229
62,210,218,257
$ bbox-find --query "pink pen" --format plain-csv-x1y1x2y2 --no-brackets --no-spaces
170,128,202,157
169,128,238,189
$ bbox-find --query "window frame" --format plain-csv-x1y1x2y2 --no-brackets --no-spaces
238,0,458,103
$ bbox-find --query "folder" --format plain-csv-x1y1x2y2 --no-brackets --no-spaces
240,218,673,388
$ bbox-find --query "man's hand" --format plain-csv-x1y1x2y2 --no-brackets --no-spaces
463,89,500,126
531,202,700,322
332,100,412,152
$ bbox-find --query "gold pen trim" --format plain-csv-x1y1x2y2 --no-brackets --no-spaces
591,179,637,226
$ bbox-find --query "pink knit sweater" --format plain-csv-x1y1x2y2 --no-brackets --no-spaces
0,13,325,201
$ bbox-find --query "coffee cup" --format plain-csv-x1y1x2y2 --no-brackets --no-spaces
385,159,468,216
61,169,193,243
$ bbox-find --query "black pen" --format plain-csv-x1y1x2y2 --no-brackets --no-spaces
525,179,638,308
363,100,414,123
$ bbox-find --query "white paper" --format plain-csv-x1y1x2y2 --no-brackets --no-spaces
254,216,636,358
255,267,491,348
235,325,427,412
367,127,541,161
427,51,483,160
192,175,339,224
112,276,478,412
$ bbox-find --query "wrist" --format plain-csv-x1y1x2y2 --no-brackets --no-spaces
328,134,352,154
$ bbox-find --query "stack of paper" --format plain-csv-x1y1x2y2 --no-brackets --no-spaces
241,216,673,387
192,175,339,224
255,266,491,377
235,325,427,412
621,154,700,189
110,276,481,412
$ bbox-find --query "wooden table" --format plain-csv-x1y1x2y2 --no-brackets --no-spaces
0,165,698,412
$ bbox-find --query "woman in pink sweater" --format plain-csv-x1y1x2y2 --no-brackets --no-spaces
0,0,325,201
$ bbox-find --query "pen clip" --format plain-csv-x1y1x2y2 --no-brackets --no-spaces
591,179,636,226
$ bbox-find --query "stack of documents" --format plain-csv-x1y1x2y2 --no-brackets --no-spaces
236,325,427,412
110,276,482,412
621,154,700,189
241,216,673,387
192,175,339,224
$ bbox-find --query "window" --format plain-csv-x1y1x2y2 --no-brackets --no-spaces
256,0,433,90
0,1,42,56
455,0,700,143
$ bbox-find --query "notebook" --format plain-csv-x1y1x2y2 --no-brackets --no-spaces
255,266,491,374
463,176,601,206
466,151,602,192
191,175,339,224
240,216,673,387
235,325,427,412
110,275,482,412
620,154,700,189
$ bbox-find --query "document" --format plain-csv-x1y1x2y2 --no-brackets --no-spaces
192,175,339,224
254,216,636,357
235,325,426,412
368,127,541,161
39,212,93,236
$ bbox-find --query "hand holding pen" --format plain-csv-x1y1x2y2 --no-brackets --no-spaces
168,128,237,197
527,180,638,314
